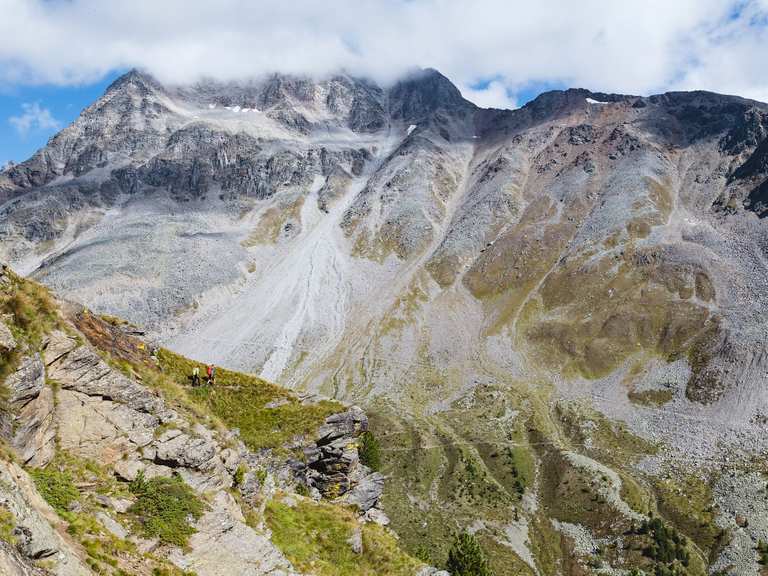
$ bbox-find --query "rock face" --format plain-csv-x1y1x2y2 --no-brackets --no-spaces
169,491,300,576
5,354,55,467
0,321,16,351
0,540,48,576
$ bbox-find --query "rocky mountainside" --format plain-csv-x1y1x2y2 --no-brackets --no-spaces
0,266,433,575
1,68,768,574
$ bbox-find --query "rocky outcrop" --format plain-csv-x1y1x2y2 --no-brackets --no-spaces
0,460,91,575
0,324,310,575
5,354,55,467
0,540,48,576
291,407,385,514
40,331,242,487
169,491,301,576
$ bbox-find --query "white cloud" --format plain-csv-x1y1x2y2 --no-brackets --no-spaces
460,80,518,110
0,0,767,106
8,102,61,137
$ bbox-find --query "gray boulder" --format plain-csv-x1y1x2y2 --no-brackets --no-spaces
340,472,385,512
316,407,367,445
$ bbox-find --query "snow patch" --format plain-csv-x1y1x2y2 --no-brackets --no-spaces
585,98,608,105
407,124,417,136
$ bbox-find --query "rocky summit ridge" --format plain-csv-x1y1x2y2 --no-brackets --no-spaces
1,67,768,574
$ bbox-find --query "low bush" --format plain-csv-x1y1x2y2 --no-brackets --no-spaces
446,531,494,576
129,473,204,547
359,431,381,471
632,516,692,575
30,467,80,515
758,539,768,565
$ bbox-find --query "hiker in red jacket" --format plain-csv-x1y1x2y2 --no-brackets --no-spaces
206,364,214,386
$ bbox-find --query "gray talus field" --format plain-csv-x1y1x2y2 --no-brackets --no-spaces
2,68,768,575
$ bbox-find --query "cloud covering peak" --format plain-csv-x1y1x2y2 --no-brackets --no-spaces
1,0,768,105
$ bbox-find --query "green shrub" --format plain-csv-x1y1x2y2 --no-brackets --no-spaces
256,468,267,485
359,431,381,471
639,517,690,567
446,531,494,576
233,463,247,487
414,544,433,564
30,467,80,515
129,473,204,547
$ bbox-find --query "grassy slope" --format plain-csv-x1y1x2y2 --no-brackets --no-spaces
369,374,719,576
266,496,422,576
72,307,345,453
0,266,61,386
157,348,343,452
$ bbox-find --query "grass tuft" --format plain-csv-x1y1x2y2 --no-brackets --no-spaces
359,431,382,471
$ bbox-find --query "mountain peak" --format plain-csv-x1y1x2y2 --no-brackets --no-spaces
388,67,476,122
105,68,163,96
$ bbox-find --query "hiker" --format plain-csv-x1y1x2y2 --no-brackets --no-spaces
191,366,200,387
210,365,217,386
206,364,215,386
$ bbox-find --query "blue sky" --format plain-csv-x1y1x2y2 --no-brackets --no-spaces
2,0,768,166
0,72,119,165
